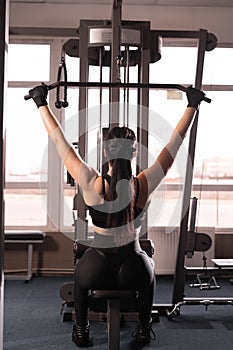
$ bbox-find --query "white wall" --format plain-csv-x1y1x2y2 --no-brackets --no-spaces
9,3,233,45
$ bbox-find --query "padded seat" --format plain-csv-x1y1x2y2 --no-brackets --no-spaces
92,289,137,300
5,230,46,242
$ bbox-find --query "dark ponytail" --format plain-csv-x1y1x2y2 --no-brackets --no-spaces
104,126,137,229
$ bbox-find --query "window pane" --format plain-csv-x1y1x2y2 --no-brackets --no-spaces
203,48,233,85
194,91,233,181
8,44,50,81
191,190,233,228
64,88,80,142
6,88,48,182
149,89,188,180
217,192,233,227
64,188,74,227
5,189,47,226
150,47,198,85
147,91,188,228
148,190,183,228
148,89,233,228
65,54,79,82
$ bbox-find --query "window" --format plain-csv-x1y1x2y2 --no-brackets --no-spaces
150,46,198,85
8,44,50,82
6,38,233,231
149,46,233,228
203,48,233,85
5,42,50,227
6,88,48,183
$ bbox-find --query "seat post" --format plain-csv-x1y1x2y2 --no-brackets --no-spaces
91,289,137,349
107,298,120,350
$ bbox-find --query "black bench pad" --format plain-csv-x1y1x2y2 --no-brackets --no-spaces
92,290,137,300
5,230,46,241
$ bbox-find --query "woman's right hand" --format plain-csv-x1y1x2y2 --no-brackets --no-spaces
186,86,206,109
29,84,48,108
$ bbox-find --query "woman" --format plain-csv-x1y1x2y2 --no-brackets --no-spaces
29,84,205,347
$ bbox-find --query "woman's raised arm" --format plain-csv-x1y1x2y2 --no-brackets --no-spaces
29,85,99,190
138,86,206,196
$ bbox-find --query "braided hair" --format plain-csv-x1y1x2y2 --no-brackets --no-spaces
104,126,137,230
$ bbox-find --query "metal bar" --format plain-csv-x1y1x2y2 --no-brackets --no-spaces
125,46,130,126
24,81,211,102
189,197,198,231
138,25,150,171
110,0,122,127
79,21,89,159
9,27,201,40
111,0,122,83
107,299,120,350
27,244,33,281
155,29,206,39
137,23,151,239
76,20,89,240
0,1,8,348
172,29,208,305
10,26,80,38
123,46,127,125
97,48,103,172
167,298,233,318
136,53,141,175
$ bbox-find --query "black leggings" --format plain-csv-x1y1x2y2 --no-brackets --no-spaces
74,235,155,327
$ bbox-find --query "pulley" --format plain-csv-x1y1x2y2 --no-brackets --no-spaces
62,27,162,66
206,32,218,51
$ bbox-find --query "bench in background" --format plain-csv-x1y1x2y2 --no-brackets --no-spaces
4,230,46,282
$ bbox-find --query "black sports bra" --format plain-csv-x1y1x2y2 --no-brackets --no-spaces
87,174,145,229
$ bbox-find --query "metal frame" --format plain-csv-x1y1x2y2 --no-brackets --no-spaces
172,29,208,305
72,26,221,317
69,2,153,241
0,1,9,347
22,5,228,317
76,19,91,240
110,0,122,125
169,29,233,318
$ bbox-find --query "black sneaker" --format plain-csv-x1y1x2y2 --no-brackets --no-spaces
72,323,93,348
132,319,156,345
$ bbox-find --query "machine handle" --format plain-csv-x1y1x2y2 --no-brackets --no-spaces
24,82,211,103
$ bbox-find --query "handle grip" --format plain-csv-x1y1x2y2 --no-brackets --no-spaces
24,82,212,103
24,94,32,101
24,82,59,101
203,96,211,104
180,86,211,104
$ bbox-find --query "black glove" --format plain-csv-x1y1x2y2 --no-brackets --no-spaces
186,86,205,109
29,84,48,108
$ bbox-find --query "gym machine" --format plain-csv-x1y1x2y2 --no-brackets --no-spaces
24,0,224,321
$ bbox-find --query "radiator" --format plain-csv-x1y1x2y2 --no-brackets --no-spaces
148,226,215,275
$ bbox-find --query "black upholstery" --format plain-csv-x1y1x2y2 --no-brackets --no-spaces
92,289,137,300
5,230,46,242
